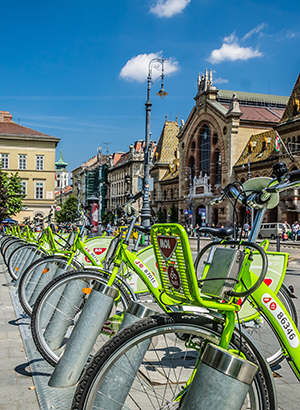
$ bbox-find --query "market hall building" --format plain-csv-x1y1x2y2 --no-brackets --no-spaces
177,69,290,226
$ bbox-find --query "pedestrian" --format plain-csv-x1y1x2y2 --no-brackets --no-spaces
282,221,288,241
106,222,113,236
243,222,250,238
292,221,300,241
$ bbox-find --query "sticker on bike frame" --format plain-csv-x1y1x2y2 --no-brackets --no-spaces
262,293,299,348
84,246,101,265
134,259,159,288
157,236,177,260
168,265,181,290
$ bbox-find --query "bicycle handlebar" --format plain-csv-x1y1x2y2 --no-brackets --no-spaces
211,163,300,208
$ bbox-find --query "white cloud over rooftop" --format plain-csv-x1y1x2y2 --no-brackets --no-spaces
150,0,191,18
208,31,264,64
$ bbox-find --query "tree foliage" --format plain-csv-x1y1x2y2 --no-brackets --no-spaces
168,203,178,223
55,196,78,223
156,207,166,223
0,166,24,221
6,172,25,216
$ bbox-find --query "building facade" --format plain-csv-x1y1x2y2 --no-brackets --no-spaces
234,73,300,225
0,110,60,222
150,116,180,221
106,141,150,215
177,69,288,226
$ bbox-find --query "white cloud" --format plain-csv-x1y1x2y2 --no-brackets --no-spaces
150,0,191,18
242,23,267,41
120,52,179,82
208,31,264,64
214,77,229,84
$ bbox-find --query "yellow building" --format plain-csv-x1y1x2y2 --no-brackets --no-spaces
0,110,60,222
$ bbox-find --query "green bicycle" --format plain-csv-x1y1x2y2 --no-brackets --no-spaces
71,162,300,410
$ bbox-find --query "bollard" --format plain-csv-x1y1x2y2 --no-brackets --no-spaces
277,234,281,252
48,283,119,388
13,248,40,286
180,343,258,410
28,261,69,306
43,278,86,351
93,301,157,410
14,250,44,287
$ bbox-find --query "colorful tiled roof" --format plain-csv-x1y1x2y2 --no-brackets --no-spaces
161,158,180,181
234,130,279,167
154,118,179,164
217,90,288,107
279,73,300,125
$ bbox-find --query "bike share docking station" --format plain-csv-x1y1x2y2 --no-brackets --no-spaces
180,343,258,410
49,290,157,389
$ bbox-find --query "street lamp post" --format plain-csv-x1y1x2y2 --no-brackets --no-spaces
97,146,102,235
141,57,169,227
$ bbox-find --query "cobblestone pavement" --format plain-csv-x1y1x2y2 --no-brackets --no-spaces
0,259,39,410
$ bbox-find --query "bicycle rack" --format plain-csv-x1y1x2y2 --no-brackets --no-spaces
92,301,157,409
14,248,44,287
48,283,119,388
180,343,258,409
43,277,87,351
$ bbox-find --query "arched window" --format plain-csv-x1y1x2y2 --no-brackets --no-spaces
164,190,167,201
188,156,196,182
215,150,222,185
199,124,211,176
153,188,156,201
292,136,296,152
171,188,174,200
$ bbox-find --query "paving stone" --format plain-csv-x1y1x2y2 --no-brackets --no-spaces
0,383,39,403
0,371,16,386
0,347,9,358
9,346,26,358
0,404,18,410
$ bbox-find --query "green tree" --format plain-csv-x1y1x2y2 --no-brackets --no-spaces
168,203,178,223
55,196,78,223
6,172,24,217
0,168,9,222
156,207,166,223
0,166,24,221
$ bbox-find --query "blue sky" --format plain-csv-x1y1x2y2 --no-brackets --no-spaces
1,0,300,171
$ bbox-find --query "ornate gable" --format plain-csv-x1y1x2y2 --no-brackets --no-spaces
280,73,300,125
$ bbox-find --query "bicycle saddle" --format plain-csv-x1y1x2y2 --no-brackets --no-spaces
197,227,234,239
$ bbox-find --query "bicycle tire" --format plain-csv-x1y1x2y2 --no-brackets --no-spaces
1,237,19,254
7,244,44,281
72,312,276,410
18,255,82,316
194,244,297,367
3,239,24,263
31,269,132,366
244,283,298,368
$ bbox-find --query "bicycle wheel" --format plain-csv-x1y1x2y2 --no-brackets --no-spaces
3,239,24,263
18,255,82,316
243,284,298,368
72,312,276,410
31,269,132,366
